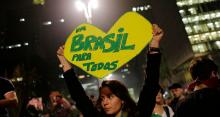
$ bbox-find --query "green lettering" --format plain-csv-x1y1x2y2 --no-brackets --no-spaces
84,35,97,51
83,62,94,71
97,62,104,70
114,28,124,52
71,34,84,52
109,61,118,70
76,26,86,33
103,33,116,53
72,53,91,61
72,54,79,61
93,36,105,50
91,63,98,71
85,53,91,60
121,33,135,50
104,62,111,70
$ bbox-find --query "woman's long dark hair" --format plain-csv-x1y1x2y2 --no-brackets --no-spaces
96,80,137,116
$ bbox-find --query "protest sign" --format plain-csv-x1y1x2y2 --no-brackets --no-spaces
64,12,152,78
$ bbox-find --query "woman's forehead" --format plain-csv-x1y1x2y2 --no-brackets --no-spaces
100,87,113,96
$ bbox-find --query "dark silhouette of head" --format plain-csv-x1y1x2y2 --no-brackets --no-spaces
189,58,218,81
168,83,182,90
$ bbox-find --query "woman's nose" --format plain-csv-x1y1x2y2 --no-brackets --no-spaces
102,98,110,106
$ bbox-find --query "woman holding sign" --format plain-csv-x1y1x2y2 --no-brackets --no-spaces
57,24,163,117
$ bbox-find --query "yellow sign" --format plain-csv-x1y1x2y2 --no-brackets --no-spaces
64,12,152,78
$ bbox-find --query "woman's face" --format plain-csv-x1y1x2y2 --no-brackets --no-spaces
156,91,163,104
100,86,123,115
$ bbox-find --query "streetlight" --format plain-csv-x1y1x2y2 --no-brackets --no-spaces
75,0,98,24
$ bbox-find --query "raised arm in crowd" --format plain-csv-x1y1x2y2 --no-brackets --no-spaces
57,24,163,117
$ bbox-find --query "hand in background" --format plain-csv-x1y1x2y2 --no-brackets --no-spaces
150,24,164,48
57,45,72,72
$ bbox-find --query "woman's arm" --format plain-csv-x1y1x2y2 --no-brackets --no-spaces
137,24,163,117
57,46,98,117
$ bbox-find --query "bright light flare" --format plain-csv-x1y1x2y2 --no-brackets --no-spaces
19,18,25,22
60,18,65,23
43,21,52,25
75,0,86,11
89,0,98,9
105,74,113,80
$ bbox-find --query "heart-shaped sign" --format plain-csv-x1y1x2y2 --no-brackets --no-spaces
64,12,152,78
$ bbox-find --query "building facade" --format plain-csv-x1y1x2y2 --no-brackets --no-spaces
177,0,220,55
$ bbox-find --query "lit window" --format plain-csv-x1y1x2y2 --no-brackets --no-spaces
188,17,193,23
185,26,193,34
192,44,208,53
203,14,210,20
177,1,184,7
144,5,151,10
216,41,220,49
211,32,217,39
201,24,209,32
188,36,194,44
201,34,207,41
198,44,206,52
188,0,193,5
132,7,136,12
136,7,140,11
192,45,198,52
192,16,199,22
207,32,212,40
182,17,188,24
215,21,220,28
201,33,211,41
188,35,192,40
176,0,216,7
179,10,185,16
188,7,197,15
218,31,220,37
140,6,144,11
193,25,202,33
210,13,216,19
192,35,200,43
33,0,45,5
207,22,215,30
200,14,206,20
216,11,220,18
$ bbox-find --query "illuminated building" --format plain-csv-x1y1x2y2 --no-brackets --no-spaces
176,0,220,56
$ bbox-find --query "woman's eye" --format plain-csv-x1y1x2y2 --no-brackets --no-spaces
109,94,114,99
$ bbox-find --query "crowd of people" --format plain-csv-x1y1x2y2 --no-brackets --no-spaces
1,24,220,117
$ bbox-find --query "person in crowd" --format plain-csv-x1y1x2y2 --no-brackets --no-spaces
48,91,73,117
25,97,44,117
151,89,174,117
0,77,18,117
69,100,82,117
57,24,163,117
168,83,185,112
174,57,220,117
90,95,97,107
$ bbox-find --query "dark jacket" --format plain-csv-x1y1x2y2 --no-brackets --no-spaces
0,77,15,117
63,53,161,117
174,87,220,117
